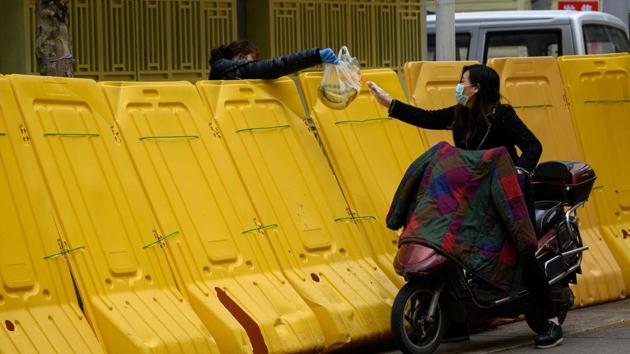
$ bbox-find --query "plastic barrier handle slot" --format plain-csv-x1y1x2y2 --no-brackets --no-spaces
43,245,85,260
43,132,100,137
139,135,199,141
142,230,180,249
235,125,290,133
334,117,393,125
0,132,6,136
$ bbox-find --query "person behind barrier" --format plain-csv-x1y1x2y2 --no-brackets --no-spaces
368,64,563,349
208,40,339,80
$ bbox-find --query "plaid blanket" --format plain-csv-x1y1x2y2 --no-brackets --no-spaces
387,142,537,293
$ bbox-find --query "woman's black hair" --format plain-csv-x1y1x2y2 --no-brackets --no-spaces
453,64,502,147
210,40,260,63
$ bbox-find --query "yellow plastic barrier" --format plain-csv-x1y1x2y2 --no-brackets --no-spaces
489,57,626,306
0,77,102,353
403,60,478,146
7,75,219,354
100,81,326,354
558,54,630,290
298,69,428,287
196,78,398,350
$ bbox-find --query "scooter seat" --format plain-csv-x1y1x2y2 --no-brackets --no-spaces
534,200,563,236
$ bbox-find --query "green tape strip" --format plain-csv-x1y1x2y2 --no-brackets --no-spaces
584,99,630,104
259,224,278,232
139,135,199,141
334,215,376,222
43,133,99,137
512,104,552,109
334,117,393,125
142,230,179,249
43,245,85,260
235,125,290,133
241,224,278,234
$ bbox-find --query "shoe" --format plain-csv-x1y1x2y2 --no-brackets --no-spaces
443,323,470,343
534,321,563,349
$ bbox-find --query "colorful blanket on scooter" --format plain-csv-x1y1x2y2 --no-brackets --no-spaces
387,142,537,293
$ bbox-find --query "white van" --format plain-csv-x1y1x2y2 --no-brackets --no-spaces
426,10,630,63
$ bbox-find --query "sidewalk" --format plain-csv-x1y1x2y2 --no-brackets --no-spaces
381,298,630,354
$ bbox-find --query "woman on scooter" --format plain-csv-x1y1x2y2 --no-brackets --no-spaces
367,64,563,349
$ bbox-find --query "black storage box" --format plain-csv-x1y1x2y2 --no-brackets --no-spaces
531,160,596,205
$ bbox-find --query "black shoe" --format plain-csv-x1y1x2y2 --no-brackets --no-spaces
534,321,563,349
443,323,470,343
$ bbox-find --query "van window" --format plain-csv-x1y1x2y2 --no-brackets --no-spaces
484,30,561,62
427,33,471,60
583,24,630,54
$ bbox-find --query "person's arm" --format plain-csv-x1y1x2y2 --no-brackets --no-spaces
367,81,454,130
388,100,455,130
500,106,543,172
234,48,322,79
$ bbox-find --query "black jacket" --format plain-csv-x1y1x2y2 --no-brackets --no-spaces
209,48,322,80
389,100,542,172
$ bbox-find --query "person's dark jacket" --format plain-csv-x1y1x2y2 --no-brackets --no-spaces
388,100,543,172
209,48,322,80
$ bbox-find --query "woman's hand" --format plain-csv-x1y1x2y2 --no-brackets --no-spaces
319,48,339,64
367,81,393,108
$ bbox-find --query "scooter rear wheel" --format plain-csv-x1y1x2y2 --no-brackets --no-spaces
391,281,446,354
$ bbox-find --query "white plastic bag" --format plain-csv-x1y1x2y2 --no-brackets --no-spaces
318,46,362,110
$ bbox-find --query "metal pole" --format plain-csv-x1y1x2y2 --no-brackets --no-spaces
421,0,428,60
532,0,552,10
435,0,455,61
602,0,630,34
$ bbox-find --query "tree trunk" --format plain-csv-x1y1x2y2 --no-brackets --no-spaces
35,0,73,77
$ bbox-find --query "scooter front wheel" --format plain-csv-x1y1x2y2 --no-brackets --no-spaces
391,281,446,354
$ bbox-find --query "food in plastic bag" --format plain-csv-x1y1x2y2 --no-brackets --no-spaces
318,46,362,109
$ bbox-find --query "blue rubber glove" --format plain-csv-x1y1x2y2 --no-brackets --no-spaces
319,48,339,64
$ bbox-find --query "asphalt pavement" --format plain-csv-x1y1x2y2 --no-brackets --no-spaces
378,298,630,354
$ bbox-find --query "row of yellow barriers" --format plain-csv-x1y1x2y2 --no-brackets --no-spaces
0,53,628,353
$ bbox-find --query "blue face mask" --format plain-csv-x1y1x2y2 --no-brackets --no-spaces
455,83,473,106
